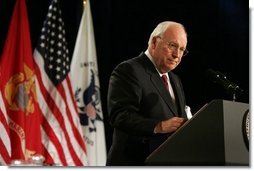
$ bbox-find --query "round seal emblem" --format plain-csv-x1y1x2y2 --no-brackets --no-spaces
242,109,249,150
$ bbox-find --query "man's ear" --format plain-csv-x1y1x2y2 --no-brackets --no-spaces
151,37,158,48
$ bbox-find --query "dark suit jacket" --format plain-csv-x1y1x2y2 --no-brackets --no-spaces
106,52,187,166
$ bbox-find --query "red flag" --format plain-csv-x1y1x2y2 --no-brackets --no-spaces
33,0,88,166
0,0,43,163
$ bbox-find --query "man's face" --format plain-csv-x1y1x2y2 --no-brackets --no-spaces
151,25,188,73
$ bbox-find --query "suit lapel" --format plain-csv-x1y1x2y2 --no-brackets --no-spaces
140,53,179,116
150,74,178,115
168,72,187,118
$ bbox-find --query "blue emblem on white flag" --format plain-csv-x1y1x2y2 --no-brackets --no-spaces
74,69,103,132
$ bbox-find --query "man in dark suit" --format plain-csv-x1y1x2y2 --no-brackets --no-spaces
106,21,190,166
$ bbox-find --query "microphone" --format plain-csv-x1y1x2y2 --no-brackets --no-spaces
205,69,244,97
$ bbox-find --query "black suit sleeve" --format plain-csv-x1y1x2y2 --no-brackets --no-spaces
107,61,159,136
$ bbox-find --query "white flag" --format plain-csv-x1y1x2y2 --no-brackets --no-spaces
70,0,106,166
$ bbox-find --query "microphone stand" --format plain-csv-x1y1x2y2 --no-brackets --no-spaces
227,84,242,102
206,69,244,102
232,92,236,102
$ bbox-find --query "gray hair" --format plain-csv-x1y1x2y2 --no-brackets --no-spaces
148,21,187,45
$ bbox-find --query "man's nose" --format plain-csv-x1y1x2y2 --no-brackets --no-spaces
172,49,181,58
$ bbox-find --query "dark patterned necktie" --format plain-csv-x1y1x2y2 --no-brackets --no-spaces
161,74,176,102
161,74,169,91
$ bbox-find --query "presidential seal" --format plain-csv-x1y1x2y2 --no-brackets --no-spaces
242,109,249,150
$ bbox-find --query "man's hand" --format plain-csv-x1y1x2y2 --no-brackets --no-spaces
154,117,186,134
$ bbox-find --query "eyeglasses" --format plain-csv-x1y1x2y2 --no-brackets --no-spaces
157,37,189,56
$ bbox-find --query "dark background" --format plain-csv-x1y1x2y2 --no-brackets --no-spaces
0,0,249,153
